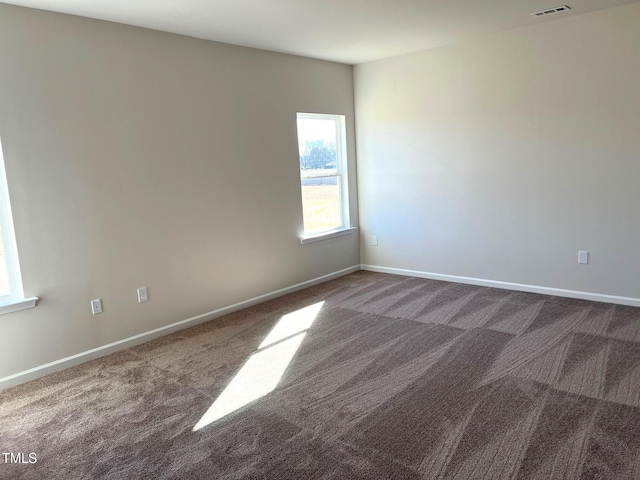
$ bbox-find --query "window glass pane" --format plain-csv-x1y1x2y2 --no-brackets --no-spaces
0,138,24,300
301,177,340,234
297,118,338,175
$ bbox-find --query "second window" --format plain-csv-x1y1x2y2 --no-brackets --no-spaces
296,113,349,237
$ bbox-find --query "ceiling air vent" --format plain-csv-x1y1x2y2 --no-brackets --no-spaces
530,5,571,17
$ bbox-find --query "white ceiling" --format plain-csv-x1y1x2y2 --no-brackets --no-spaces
3,0,639,64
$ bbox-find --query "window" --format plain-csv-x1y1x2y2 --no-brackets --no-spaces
0,138,37,314
296,113,353,243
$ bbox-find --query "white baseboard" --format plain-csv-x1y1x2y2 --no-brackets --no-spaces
361,264,640,308
0,265,361,391
5,263,636,391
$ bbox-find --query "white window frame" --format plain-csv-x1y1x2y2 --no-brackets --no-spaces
297,113,355,244
0,138,37,314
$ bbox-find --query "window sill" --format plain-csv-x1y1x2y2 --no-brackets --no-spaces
0,296,39,315
300,227,357,244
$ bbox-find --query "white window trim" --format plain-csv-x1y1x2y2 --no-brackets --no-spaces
0,296,38,315
300,226,357,244
297,113,351,240
0,139,38,315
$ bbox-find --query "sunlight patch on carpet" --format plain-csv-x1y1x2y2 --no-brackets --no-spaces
193,301,324,431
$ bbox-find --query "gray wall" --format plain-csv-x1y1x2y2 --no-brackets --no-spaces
0,4,358,379
355,3,640,299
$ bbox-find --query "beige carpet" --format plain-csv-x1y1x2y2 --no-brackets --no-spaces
2,271,640,479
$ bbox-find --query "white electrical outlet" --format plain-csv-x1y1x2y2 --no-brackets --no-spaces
578,251,589,264
372,235,379,246
91,298,103,315
137,287,149,303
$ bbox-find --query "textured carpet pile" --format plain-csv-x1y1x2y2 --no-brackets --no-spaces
2,271,640,479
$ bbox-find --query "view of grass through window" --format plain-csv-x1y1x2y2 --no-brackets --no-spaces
301,179,339,233
297,115,344,235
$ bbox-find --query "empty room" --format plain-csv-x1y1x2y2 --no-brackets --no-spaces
1,0,640,478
